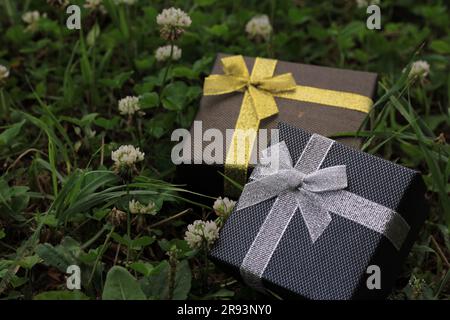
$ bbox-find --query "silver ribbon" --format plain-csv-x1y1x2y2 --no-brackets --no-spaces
238,134,410,292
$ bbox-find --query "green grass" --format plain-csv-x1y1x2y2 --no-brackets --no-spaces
0,0,449,300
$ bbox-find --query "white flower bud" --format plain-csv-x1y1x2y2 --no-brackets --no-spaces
156,7,192,28
156,7,192,41
213,197,236,218
118,96,143,116
0,65,10,81
111,145,144,167
155,45,182,62
407,60,430,80
245,15,272,41
84,0,108,14
129,199,157,215
184,220,219,249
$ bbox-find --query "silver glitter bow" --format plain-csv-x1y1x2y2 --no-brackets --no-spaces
238,134,410,292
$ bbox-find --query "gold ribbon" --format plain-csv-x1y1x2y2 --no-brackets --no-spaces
203,55,373,196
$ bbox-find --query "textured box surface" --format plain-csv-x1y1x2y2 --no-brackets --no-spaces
209,122,428,300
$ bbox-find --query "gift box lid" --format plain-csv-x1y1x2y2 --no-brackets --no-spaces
193,53,378,159
178,54,379,198
209,122,428,300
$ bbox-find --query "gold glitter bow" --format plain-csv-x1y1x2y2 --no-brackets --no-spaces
203,55,373,196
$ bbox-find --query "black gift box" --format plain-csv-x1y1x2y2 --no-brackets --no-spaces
209,122,428,300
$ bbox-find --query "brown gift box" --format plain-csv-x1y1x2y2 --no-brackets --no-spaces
176,53,378,198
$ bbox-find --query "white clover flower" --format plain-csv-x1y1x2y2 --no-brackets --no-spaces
245,15,272,41
213,197,236,218
84,0,108,14
0,65,10,81
111,145,144,167
157,7,191,28
22,11,42,25
118,96,143,116
184,220,219,250
155,45,182,62
156,7,191,40
356,0,380,8
22,11,46,32
406,60,430,80
129,199,157,215
84,0,103,10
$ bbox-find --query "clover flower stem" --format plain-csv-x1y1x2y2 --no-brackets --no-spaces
100,135,105,167
161,34,175,85
419,86,430,116
201,237,209,294
0,89,10,123
126,184,131,263
126,6,137,62
148,208,191,229
135,118,143,150
267,34,274,58
87,225,115,286
269,0,275,58
113,244,121,266
167,254,177,300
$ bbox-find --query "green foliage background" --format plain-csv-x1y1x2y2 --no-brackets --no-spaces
0,0,449,300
